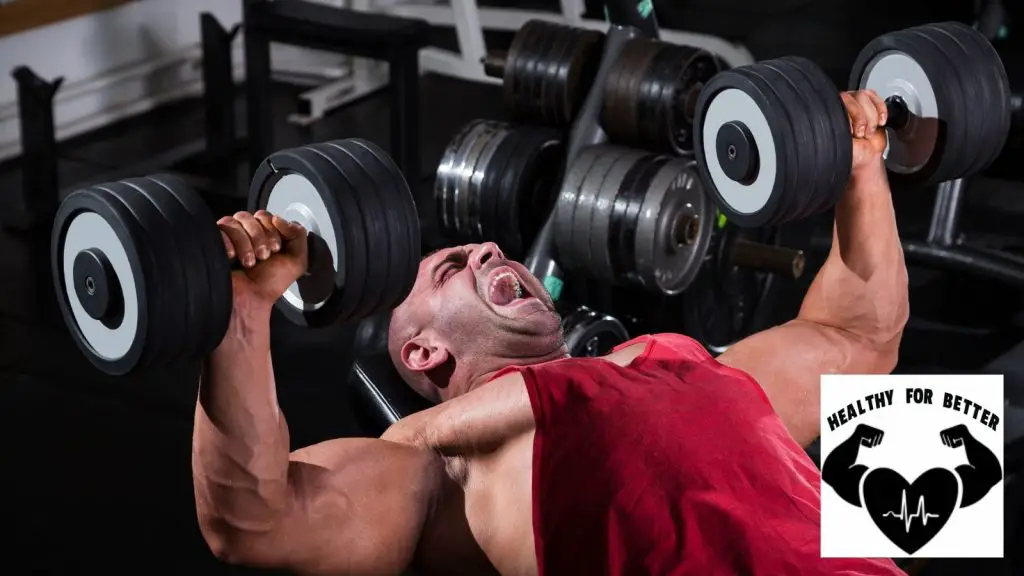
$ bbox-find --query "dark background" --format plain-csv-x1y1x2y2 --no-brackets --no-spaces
1,0,1022,573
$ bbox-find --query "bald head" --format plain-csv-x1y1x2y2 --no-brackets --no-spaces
387,244,566,401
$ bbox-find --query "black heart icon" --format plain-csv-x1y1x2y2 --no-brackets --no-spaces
862,467,959,555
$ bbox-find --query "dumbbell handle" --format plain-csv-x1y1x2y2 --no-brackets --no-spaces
730,239,806,279
482,51,506,79
884,95,910,132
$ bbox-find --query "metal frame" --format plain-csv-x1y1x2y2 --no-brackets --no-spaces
378,0,756,84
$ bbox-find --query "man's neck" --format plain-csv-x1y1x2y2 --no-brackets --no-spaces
446,349,570,399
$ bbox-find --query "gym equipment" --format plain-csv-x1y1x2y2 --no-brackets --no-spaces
553,145,714,295
484,20,604,128
693,22,1010,228
51,139,420,376
434,120,564,257
849,22,1010,189
683,225,804,352
561,304,630,357
601,37,720,155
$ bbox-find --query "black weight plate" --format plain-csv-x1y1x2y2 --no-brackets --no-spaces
622,41,661,145
520,22,555,123
738,63,815,224
249,147,362,326
51,188,152,375
756,59,828,221
932,23,1011,177
514,128,564,258
734,64,802,224
635,160,715,295
661,47,720,155
776,57,851,218
541,25,574,126
562,29,604,124
122,177,206,361
494,126,552,257
601,39,649,143
460,123,504,240
452,121,493,238
317,142,400,318
504,21,540,118
693,69,792,228
532,23,563,124
348,138,422,306
908,28,978,182
573,147,621,273
592,150,645,283
309,143,391,320
96,181,185,366
611,155,669,285
148,174,232,356
848,27,961,187
468,124,510,242
554,145,602,271
479,125,523,246
435,120,490,240
561,305,630,358
636,43,677,152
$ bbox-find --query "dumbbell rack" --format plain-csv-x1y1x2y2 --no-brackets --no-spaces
903,178,1024,286
523,0,662,303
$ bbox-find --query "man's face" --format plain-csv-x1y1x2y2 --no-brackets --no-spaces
388,243,564,399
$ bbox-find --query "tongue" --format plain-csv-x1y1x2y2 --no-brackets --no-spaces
490,277,518,306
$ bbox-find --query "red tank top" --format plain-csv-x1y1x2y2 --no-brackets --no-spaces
510,333,903,576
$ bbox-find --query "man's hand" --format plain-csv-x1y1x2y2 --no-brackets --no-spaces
940,424,971,448
841,89,888,174
217,210,309,306
854,423,885,448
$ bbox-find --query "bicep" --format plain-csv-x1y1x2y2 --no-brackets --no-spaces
718,319,887,447
262,438,442,575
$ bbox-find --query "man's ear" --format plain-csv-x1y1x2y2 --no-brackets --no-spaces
400,335,450,374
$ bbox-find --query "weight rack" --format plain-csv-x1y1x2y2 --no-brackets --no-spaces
523,0,663,305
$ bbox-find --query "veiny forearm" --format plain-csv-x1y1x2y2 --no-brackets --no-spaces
193,296,291,548
799,160,909,358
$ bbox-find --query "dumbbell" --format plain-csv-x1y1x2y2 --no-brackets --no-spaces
51,139,421,376
693,22,1011,228
560,303,630,358
434,120,563,259
484,20,720,155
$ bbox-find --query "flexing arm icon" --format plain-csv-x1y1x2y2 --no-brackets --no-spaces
822,424,884,507
822,423,1003,509
938,424,1003,507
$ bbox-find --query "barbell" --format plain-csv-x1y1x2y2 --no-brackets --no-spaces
51,139,421,376
694,21,1011,228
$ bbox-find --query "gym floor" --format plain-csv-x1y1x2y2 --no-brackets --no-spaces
2,9,1024,576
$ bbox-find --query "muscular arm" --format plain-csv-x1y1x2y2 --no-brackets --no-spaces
719,162,909,447
953,432,1003,508
192,296,442,575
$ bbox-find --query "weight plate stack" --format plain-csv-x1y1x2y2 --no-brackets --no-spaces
554,145,715,295
849,22,1011,188
51,175,229,375
602,38,721,155
503,20,604,127
560,304,630,357
435,120,563,258
682,224,777,352
693,56,851,228
249,139,420,327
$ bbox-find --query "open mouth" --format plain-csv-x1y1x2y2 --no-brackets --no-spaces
487,267,535,309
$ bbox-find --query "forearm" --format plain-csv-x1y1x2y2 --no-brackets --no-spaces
193,296,291,545
799,161,909,360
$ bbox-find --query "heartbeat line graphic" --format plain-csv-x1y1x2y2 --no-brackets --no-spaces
882,490,942,533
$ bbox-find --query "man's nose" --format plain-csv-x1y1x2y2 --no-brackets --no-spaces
470,242,503,270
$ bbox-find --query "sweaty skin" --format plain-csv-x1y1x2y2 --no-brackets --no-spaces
192,90,908,575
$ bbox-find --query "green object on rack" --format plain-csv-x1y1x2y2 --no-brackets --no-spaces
543,275,564,301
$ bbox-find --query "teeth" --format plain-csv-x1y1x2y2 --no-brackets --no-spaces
493,271,523,300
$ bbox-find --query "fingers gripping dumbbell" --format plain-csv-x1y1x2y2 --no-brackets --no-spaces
51,139,421,376
693,22,1010,228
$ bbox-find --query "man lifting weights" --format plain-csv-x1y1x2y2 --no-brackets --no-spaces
192,89,907,575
